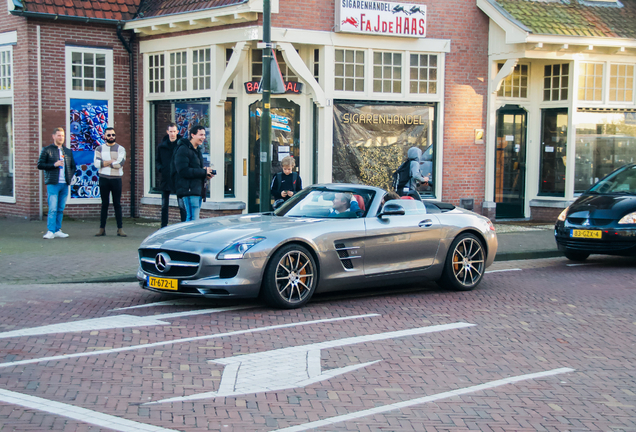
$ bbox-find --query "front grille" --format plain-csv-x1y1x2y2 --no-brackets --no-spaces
566,218,614,227
139,248,200,277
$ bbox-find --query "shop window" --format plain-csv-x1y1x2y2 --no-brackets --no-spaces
71,51,106,92
609,64,634,102
335,49,364,92
0,105,13,199
332,102,436,197
539,109,567,196
543,64,569,101
373,52,401,93
224,99,235,197
409,53,437,94
577,63,603,101
169,51,187,92
251,50,298,82
497,63,528,98
574,109,636,193
0,50,11,91
148,54,165,94
192,48,211,91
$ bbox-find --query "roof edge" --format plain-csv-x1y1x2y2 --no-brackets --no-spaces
133,0,250,22
10,9,122,25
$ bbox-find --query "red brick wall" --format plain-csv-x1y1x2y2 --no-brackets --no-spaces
0,16,136,220
530,206,562,223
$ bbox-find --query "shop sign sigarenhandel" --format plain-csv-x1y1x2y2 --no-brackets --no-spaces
336,0,427,37
342,113,425,125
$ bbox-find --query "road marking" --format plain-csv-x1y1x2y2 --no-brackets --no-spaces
147,322,475,404
272,367,576,432
0,314,379,369
0,306,251,339
485,268,522,274
111,299,203,311
0,388,178,432
566,263,595,267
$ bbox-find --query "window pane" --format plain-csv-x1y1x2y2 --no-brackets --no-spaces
84,53,93,65
96,54,105,66
72,52,82,64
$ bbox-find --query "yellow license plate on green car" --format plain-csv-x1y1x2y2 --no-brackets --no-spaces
148,276,178,291
571,229,602,239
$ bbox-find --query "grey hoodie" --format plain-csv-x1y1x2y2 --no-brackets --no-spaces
407,147,427,192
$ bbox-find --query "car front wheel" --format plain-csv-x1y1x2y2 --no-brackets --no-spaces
437,233,485,291
261,244,317,309
564,250,589,262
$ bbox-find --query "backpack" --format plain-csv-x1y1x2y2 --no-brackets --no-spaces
392,159,412,192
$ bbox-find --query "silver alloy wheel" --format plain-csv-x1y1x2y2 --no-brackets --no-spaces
450,237,484,287
275,249,315,304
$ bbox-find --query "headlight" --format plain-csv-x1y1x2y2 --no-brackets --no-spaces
217,236,265,259
618,211,636,224
557,207,569,222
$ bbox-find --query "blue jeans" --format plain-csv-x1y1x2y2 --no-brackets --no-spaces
183,195,202,221
46,183,69,233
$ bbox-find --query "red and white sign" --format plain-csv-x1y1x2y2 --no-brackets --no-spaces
335,1,427,38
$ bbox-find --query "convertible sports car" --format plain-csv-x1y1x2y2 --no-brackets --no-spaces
555,163,636,261
138,184,498,308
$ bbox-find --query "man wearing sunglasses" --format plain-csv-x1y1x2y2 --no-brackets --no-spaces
94,127,127,237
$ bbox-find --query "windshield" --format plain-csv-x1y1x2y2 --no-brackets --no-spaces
275,188,375,218
589,164,636,195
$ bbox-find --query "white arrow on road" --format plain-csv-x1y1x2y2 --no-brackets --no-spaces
147,321,475,404
0,306,251,339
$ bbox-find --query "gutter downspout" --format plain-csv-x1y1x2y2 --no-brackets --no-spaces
117,24,136,218
37,25,43,220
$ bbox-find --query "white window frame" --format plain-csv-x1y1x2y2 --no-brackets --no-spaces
65,45,114,204
497,63,530,100
408,52,439,96
0,42,13,203
608,62,635,104
169,50,188,92
543,63,570,102
577,62,605,103
148,53,165,94
372,50,403,94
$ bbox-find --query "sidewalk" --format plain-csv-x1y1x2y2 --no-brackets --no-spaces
0,216,561,285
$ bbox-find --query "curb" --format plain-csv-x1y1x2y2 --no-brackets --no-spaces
494,250,563,262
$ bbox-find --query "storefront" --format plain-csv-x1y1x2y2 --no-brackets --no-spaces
478,0,636,221
129,0,490,219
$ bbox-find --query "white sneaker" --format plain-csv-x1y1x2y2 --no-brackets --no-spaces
54,231,69,238
43,231,55,239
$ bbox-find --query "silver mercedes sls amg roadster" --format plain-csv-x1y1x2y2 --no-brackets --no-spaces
138,184,498,308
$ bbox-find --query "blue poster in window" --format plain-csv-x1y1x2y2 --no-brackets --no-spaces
69,99,108,199
175,103,210,166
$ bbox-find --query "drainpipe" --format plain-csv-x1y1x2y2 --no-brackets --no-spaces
37,25,43,220
117,24,136,218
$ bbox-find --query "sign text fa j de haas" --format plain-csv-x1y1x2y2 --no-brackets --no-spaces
336,1,427,38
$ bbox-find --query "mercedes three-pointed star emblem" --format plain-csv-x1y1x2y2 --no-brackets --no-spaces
155,252,172,273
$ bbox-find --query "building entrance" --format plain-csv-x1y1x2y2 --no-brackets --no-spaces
248,98,301,213
495,106,527,218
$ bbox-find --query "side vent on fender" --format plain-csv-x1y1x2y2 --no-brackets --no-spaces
335,243,361,271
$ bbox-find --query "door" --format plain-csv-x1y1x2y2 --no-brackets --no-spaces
363,213,441,275
248,98,301,213
494,107,527,218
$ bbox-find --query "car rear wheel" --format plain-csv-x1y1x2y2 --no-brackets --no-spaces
261,244,317,309
437,233,485,291
564,250,590,262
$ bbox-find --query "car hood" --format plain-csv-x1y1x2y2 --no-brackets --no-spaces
140,214,325,248
568,194,636,218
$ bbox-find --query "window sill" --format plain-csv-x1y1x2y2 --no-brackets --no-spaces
529,199,572,209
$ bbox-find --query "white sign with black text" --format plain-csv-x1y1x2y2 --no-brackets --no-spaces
335,0,427,38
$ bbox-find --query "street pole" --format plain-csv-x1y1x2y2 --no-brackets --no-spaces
259,0,272,212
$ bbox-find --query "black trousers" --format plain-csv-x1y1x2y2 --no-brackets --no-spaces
161,190,187,227
99,177,123,229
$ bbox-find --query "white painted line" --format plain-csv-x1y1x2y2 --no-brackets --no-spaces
111,299,201,311
566,263,595,267
0,306,251,339
147,322,475,404
0,314,380,369
0,388,178,432
485,268,522,274
272,367,575,432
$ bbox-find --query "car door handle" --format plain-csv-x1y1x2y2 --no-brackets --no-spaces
419,219,433,228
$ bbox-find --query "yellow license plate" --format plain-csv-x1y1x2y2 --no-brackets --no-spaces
571,229,602,239
148,276,178,291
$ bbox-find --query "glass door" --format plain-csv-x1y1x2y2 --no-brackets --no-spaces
495,107,527,218
248,98,301,213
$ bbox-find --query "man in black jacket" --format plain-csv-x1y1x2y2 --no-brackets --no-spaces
173,124,214,221
37,127,77,239
156,122,186,227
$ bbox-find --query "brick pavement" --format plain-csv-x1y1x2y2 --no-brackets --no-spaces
0,216,560,285
0,255,634,431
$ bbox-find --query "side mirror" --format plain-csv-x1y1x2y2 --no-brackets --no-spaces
378,207,405,218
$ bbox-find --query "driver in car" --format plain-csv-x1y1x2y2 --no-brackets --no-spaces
329,192,354,217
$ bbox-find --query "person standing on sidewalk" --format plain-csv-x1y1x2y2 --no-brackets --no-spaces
94,127,127,237
173,124,214,221
156,122,186,227
37,127,77,239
